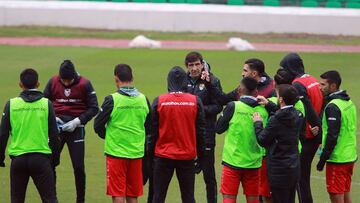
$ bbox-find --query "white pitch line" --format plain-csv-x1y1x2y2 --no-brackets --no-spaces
311,176,360,186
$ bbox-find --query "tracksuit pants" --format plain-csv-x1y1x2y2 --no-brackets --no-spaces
55,127,85,203
200,147,217,203
299,138,319,203
152,156,195,203
271,184,297,203
10,153,57,203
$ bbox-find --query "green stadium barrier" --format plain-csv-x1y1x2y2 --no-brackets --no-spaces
151,0,167,2
346,2,360,7
227,0,244,5
132,0,149,2
112,0,128,2
263,0,280,6
325,0,342,7
169,0,186,3
301,0,319,7
186,0,203,4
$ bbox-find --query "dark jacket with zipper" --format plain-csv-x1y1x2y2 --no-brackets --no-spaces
254,106,303,188
185,73,222,147
0,90,60,167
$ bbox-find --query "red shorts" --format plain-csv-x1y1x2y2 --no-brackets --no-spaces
106,156,143,197
326,162,354,194
259,158,271,197
220,165,260,196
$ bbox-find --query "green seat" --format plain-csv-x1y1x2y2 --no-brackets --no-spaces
186,0,203,3
346,2,360,7
169,0,185,3
263,0,280,6
151,0,167,2
227,0,244,5
325,1,342,7
301,0,319,7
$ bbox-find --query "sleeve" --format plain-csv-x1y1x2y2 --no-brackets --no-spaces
43,78,53,100
319,104,341,162
203,79,223,116
215,102,235,134
93,95,113,139
293,82,322,138
78,81,99,125
195,97,206,158
205,75,237,105
47,101,60,167
254,116,278,148
265,100,280,114
144,97,152,137
0,101,10,166
148,97,159,157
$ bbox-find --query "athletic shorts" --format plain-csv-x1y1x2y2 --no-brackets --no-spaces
220,165,260,196
326,162,354,194
259,158,271,197
106,156,143,197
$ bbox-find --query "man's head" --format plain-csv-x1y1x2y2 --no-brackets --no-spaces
19,68,39,90
279,53,305,79
167,66,187,92
59,60,77,86
185,51,204,79
277,84,299,106
114,64,133,88
320,70,341,96
238,77,258,97
242,58,265,81
274,69,295,87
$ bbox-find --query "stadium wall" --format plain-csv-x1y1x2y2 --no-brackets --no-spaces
0,1,359,36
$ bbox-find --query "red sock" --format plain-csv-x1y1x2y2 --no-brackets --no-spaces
223,197,236,203
247,200,260,203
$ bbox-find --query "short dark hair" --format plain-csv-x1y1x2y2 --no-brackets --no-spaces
278,84,299,105
114,64,133,82
274,69,294,85
185,51,203,65
320,70,342,89
241,77,258,94
20,68,38,89
244,58,265,76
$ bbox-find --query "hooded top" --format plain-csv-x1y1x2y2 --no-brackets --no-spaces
280,53,305,78
167,66,187,92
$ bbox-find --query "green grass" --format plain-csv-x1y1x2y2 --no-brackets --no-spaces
0,45,359,203
1,26,360,45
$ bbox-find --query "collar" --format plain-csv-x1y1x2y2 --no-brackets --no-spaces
329,89,343,97
281,105,293,109
240,95,257,101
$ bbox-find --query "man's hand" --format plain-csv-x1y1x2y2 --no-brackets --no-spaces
194,157,201,174
253,112,263,123
201,70,210,82
256,96,268,106
62,117,81,132
310,126,319,136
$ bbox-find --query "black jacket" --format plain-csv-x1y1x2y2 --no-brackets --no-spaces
93,89,152,140
280,53,322,142
43,74,98,124
185,73,222,147
319,90,351,164
254,106,303,188
0,90,60,167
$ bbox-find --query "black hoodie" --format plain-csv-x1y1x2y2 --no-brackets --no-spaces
319,90,351,165
280,53,322,142
254,106,303,188
0,90,60,167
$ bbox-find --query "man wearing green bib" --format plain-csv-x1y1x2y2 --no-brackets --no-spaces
317,71,357,203
0,69,60,203
94,64,151,203
216,77,268,203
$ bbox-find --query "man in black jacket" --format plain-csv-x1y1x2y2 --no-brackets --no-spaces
253,84,303,203
184,52,222,203
44,60,98,203
279,53,322,203
0,68,60,203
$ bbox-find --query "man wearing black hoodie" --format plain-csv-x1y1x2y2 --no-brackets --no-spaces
44,60,98,203
317,71,357,203
0,68,59,203
253,84,303,203
149,66,206,203
279,53,323,203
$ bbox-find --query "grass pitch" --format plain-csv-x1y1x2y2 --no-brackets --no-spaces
0,45,359,202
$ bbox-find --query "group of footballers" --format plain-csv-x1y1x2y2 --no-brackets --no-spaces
0,51,357,203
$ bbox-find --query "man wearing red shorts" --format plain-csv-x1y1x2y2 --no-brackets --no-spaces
94,64,151,203
216,77,268,203
317,70,357,203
